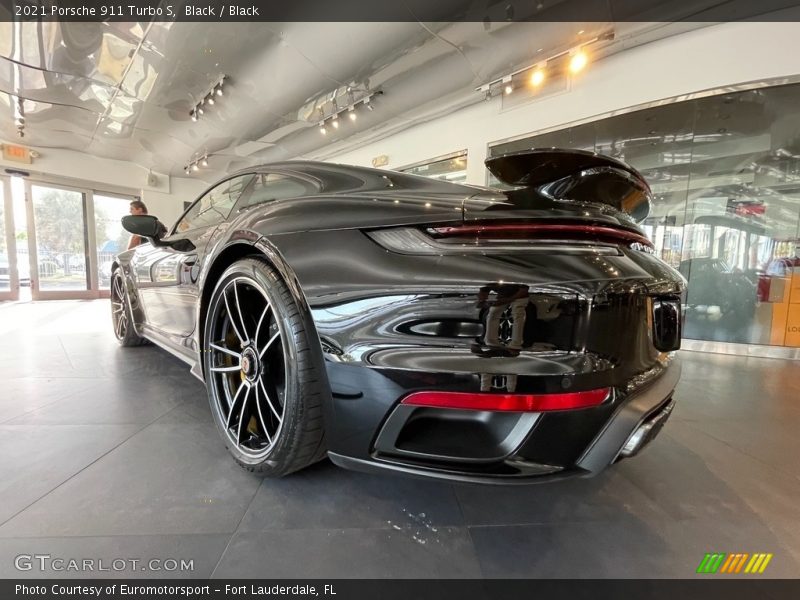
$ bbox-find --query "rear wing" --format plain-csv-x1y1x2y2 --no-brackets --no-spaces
485,148,652,222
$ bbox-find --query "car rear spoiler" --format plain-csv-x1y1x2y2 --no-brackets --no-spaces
485,148,652,222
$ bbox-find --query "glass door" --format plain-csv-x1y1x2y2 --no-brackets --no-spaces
25,181,94,300
93,193,134,295
0,176,19,301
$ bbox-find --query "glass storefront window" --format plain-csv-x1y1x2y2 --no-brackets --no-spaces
399,152,468,183
0,183,8,292
489,83,800,348
94,194,135,290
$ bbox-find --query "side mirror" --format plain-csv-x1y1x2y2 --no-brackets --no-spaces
122,215,161,238
121,215,195,252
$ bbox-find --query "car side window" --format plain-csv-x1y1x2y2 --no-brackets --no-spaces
236,173,317,210
174,174,255,234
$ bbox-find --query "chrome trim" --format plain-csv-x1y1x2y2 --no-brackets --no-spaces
681,339,800,361
619,398,675,457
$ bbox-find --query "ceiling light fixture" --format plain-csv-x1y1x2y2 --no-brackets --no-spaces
502,75,513,95
476,31,612,98
189,75,227,122
184,151,213,175
312,89,382,136
569,48,588,74
14,97,25,138
530,63,546,87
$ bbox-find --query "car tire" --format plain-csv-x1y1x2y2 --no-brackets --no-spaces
203,257,327,476
111,269,147,347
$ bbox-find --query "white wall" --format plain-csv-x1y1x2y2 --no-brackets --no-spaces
0,146,207,227
325,21,800,185
142,177,209,228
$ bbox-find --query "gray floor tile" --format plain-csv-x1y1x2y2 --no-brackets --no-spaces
0,534,229,578
0,424,143,525
238,460,464,531
453,467,670,527
212,528,481,578
0,378,99,423
683,418,800,480
619,424,800,525
4,376,199,425
469,519,799,578
673,353,800,424
152,395,213,425
0,422,261,537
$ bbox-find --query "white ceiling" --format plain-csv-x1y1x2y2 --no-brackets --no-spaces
0,1,776,180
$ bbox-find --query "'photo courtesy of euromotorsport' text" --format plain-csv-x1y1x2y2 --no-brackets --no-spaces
0,0,799,597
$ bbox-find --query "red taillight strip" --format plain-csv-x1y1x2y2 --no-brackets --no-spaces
430,223,653,249
400,388,610,412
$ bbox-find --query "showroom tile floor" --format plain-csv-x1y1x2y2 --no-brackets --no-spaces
1,299,799,578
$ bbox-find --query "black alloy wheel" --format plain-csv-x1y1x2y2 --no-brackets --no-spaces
203,258,327,475
111,269,146,347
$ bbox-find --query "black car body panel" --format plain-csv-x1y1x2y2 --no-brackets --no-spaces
113,149,685,482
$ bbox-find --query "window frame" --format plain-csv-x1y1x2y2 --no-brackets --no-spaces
232,169,321,214
169,173,256,236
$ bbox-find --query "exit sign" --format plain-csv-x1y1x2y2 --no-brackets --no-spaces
2,144,32,163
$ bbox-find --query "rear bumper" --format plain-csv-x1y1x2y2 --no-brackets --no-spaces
576,356,681,472
329,356,681,484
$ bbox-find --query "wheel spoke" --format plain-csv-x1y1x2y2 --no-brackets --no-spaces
210,273,287,457
210,364,241,373
258,331,280,359
223,286,246,345
209,342,240,359
254,302,271,344
258,377,283,423
235,384,253,444
232,280,251,343
226,380,248,426
253,384,272,444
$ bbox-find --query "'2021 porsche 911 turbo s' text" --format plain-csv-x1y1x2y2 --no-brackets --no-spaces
112,149,685,483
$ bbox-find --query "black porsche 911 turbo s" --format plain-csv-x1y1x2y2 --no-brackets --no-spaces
113,148,684,483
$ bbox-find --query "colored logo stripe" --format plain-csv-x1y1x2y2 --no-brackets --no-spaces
745,553,773,574
720,553,749,573
697,553,726,573
697,553,773,574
